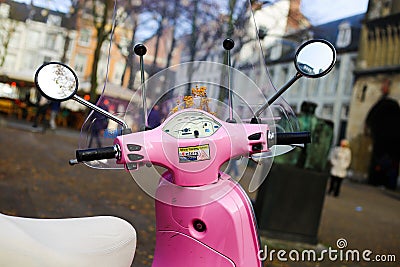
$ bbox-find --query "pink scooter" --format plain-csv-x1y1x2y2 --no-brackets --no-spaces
0,1,336,265
27,39,334,267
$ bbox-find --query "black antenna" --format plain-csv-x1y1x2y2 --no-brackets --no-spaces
134,44,148,130
223,38,235,123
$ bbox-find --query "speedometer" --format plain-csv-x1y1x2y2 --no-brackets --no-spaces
163,110,221,139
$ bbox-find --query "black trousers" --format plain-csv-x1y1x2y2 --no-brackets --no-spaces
328,175,343,197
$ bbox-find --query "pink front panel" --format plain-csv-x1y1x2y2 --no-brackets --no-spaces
152,231,235,267
152,177,262,267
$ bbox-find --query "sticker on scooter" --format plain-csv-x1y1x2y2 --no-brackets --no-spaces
178,144,210,163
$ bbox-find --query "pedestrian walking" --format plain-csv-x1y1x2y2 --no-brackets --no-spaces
49,101,61,130
328,139,351,197
88,99,109,148
32,94,50,130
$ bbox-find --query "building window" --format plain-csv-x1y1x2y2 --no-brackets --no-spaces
43,56,52,63
382,0,392,16
78,29,92,46
8,30,20,48
269,44,282,61
118,36,129,57
288,72,301,97
97,58,108,82
325,64,339,96
341,104,349,120
4,53,16,69
47,14,62,26
25,53,40,70
113,62,125,83
306,79,319,97
0,3,10,18
297,75,306,96
344,58,356,95
45,32,58,50
26,30,41,49
321,104,334,119
74,53,87,75
336,22,351,48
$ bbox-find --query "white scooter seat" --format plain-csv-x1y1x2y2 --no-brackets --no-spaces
0,213,136,267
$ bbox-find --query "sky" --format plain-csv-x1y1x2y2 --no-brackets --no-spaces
300,0,369,25
15,0,370,25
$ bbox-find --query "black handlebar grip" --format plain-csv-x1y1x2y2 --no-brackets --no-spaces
276,132,311,145
76,146,118,162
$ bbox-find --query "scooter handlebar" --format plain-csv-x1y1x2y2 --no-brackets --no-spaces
75,145,119,163
275,131,311,145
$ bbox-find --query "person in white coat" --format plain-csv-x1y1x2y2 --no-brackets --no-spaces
328,139,352,197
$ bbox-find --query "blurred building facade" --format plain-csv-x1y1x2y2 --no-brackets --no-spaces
0,0,75,94
0,0,132,100
347,0,400,179
266,14,364,146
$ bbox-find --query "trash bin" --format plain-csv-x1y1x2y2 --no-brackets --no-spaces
254,163,328,244
254,101,334,244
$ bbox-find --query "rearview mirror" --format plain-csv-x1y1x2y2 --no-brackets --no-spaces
34,61,130,130
254,39,336,119
34,62,78,102
295,39,336,78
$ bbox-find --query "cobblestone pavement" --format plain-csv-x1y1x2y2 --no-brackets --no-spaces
262,179,400,267
0,118,399,267
0,120,156,266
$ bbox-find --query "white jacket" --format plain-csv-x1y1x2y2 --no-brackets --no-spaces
329,146,351,178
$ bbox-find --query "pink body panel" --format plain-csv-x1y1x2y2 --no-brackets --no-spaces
152,232,235,266
152,174,262,267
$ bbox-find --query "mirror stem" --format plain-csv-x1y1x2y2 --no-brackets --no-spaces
72,95,129,129
133,44,148,130
223,38,235,123
254,72,302,118
139,55,148,129
227,52,234,122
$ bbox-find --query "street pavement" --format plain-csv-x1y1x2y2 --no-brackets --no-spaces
0,116,399,267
